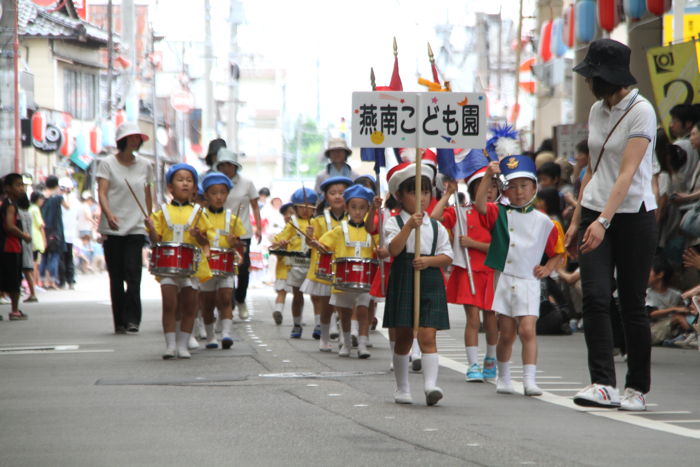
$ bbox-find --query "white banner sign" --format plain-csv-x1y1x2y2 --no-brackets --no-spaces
351,91,487,149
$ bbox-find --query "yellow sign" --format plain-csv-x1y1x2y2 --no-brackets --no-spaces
663,13,700,44
646,40,700,137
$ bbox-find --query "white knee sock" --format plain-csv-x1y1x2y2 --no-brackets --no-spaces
393,353,410,393
390,340,395,353
314,314,320,326
342,332,352,348
486,344,497,359
351,319,359,337
273,302,283,312
422,353,440,390
293,315,301,325
523,364,537,387
205,322,215,340
320,323,330,343
358,335,368,351
497,360,511,384
411,338,421,359
330,313,338,332
176,331,190,352
164,332,176,351
465,346,479,366
221,319,232,338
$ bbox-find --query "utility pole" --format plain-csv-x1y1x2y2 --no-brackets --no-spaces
0,0,20,175
512,0,523,125
203,0,214,144
106,0,113,118
227,0,242,154
121,0,136,120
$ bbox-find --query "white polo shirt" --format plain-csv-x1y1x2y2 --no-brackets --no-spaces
581,89,657,213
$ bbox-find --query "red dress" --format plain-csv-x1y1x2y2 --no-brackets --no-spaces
442,205,495,309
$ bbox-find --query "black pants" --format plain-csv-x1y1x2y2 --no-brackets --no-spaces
58,243,75,286
234,238,251,304
104,235,145,330
578,207,657,393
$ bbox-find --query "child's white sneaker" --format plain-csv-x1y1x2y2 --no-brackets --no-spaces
496,379,516,394
338,343,350,357
394,390,413,404
188,335,200,350
524,383,543,396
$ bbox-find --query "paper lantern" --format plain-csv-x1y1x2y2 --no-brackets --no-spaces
550,17,568,57
60,128,74,157
539,20,554,62
647,0,671,16
101,120,115,147
597,0,620,33
115,109,126,128
624,0,647,20
31,111,45,142
90,126,102,154
76,131,89,156
576,0,597,43
563,3,576,48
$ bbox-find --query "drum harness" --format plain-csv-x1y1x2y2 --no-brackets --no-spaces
161,203,202,243
208,208,232,248
341,220,372,258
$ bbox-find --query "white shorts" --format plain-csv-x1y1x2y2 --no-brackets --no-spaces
200,275,234,292
286,266,309,289
491,272,540,318
274,279,290,292
330,291,371,309
160,276,200,290
300,279,332,297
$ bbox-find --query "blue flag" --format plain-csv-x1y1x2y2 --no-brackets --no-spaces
436,148,490,180
360,148,385,168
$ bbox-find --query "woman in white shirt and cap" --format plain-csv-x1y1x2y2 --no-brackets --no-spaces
566,39,657,412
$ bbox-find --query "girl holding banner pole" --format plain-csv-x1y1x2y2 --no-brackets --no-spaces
383,161,453,406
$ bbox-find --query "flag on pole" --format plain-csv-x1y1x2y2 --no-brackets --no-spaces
436,148,490,180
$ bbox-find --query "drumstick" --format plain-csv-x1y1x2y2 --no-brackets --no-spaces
290,222,331,254
124,179,148,218
230,203,243,238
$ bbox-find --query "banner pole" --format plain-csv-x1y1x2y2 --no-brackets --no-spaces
413,149,422,332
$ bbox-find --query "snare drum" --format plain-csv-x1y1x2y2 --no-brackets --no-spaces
315,252,333,281
208,247,236,277
150,242,200,278
333,257,378,292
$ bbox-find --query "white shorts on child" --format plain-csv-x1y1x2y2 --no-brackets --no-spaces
160,276,200,290
274,279,290,292
286,266,309,289
200,275,234,292
330,291,371,309
300,279,331,297
491,272,540,318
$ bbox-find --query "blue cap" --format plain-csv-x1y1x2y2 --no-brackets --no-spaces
197,183,204,197
291,187,318,205
202,171,233,192
166,163,198,185
499,155,537,183
320,176,352,192
354,174,376,186
343,184,374,203
279,202,293,215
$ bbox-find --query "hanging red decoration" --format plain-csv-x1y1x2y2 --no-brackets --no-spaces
90,126,102,154
31,111,45,142
647,0,672,16
115,109,126,128
539,20,554,62
563,3,575,48
597,0,620,33
60,128,74,157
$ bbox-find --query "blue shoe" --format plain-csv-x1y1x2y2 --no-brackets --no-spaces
466,363,484,382
482,357,497,380
312,325,321,340
290,324,302,339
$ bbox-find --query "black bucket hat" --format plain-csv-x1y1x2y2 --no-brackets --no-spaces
205,138,227,167
572,38,636,87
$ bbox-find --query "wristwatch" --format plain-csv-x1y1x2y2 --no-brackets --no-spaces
597,216,611,230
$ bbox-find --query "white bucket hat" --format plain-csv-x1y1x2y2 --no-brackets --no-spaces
115,122,149,142
324,137,352,157
215,148,242,170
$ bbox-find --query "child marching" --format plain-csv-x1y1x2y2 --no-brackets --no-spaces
145,163,212,359
474,156,564,395
316,184,377,358
383,162,453,406
271,187,317,338
300,176,351,350
199,172,246,350
271,202,294,325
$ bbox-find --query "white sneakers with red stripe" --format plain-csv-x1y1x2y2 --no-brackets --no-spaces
573,384,621,408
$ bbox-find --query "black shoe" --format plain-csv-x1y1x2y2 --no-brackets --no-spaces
126,323,139,333
115,326,127,335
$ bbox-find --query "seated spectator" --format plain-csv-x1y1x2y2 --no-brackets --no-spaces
646,256,696,346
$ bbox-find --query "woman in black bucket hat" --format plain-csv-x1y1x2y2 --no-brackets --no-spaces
565,39,658,412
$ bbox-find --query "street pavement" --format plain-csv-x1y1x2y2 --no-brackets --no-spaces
2,271,700,466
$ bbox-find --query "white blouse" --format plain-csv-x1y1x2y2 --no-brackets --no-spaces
581,89,657,213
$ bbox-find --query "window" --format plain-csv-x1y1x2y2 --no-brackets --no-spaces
64,69,98,120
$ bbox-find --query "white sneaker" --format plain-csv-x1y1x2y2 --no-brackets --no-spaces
319,341,333,352
162,348,176,360
496,379,516,394
619,388,646,411
188,335,200,350
358,346,371,359
394,390,413,404
573,384,620,408
177,347,191,359
524,383,543,396
205,337,219,349
237,302,249,320
425,387,444,406
338,343,350,357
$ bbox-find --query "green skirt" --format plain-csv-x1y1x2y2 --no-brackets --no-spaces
382,250,449,330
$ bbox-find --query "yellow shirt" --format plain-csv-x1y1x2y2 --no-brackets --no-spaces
305,210,346,285
151,203,213,282
204,208,246,249
273,216,311,253
319,221,378,294
275,252,289,280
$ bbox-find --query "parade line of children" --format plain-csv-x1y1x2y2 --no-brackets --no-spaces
138,149,565,407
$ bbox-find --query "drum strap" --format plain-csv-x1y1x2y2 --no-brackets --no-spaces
211,209,232,248
342,220,371,257
161,203,201,243
291,215,308,252
324,209,332,231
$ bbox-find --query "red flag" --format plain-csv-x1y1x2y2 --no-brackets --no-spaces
389,56,403,91
431,61,440,84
